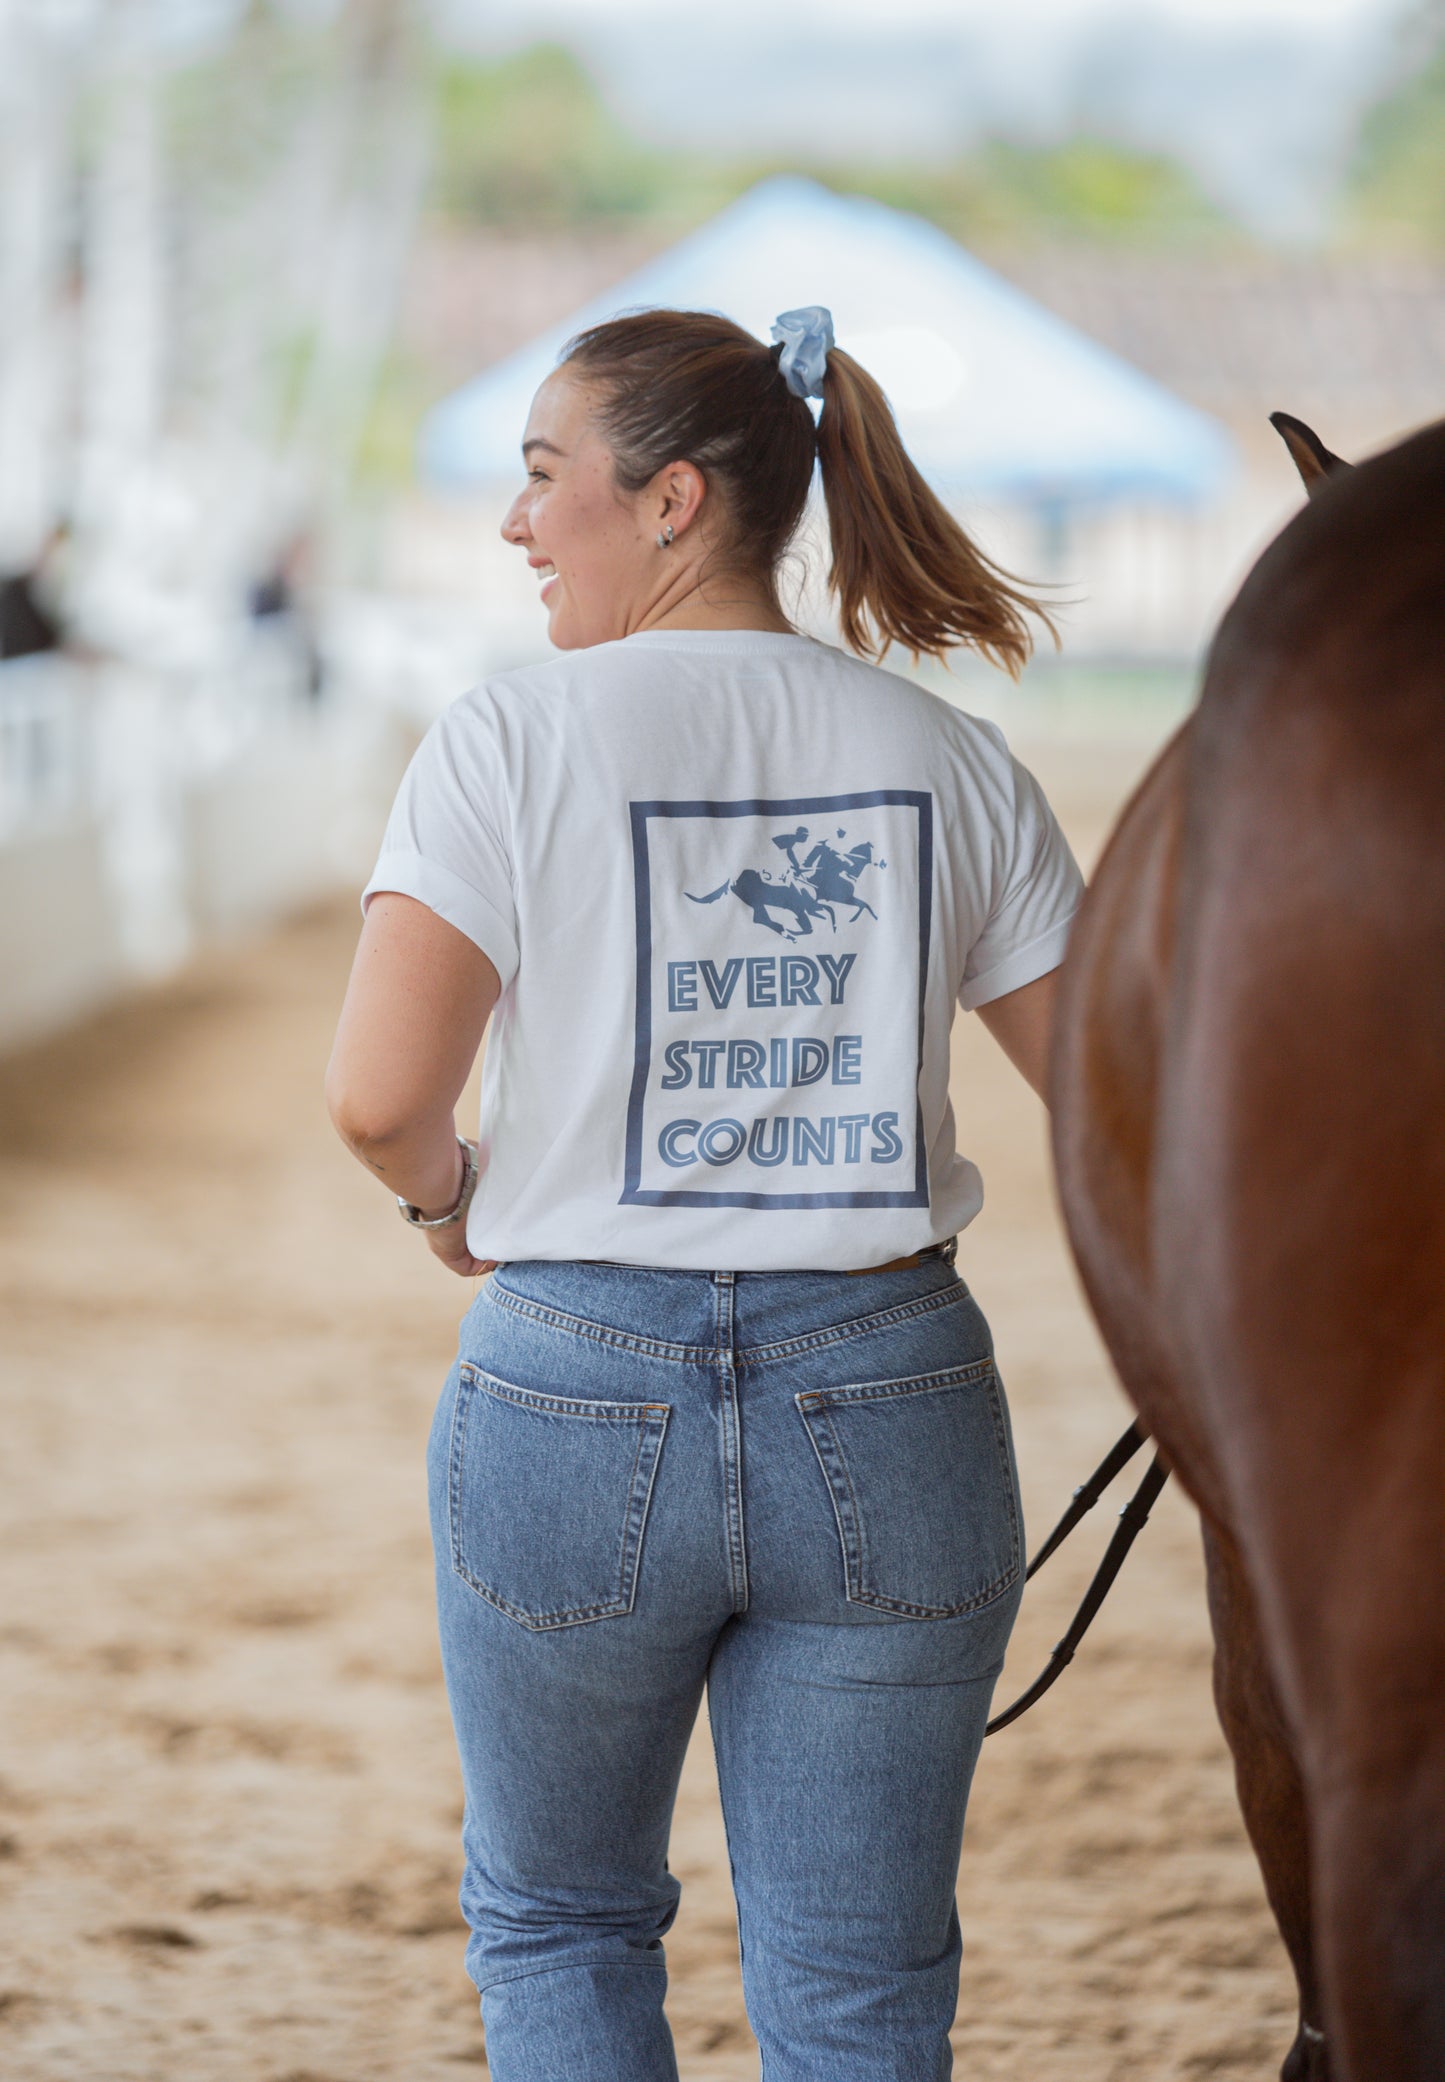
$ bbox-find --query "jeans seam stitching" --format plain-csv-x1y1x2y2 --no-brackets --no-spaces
987,1378,1023,1577
447,1366,470,1591
798,1408,857,1603
460,1362,673,1422
487,1281,708,1363
741,1281,968,1365
820,1404,868,1599
617,1410,668,1617
798,1357,996,1406
453,1573,634,1628
714,1279,749,1613
842,1565,1020,1619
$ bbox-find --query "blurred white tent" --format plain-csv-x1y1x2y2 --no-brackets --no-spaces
420,176,1234,509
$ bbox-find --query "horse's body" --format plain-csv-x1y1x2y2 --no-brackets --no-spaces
1051,420,1445,2081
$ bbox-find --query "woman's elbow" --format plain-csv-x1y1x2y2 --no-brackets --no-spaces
324,1062,412,1158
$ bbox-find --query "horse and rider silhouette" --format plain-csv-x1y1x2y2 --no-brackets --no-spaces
686,825,886,939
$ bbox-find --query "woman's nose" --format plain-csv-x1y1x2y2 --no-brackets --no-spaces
500,497,529,546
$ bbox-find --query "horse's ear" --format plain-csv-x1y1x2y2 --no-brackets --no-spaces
1269,411,1352,499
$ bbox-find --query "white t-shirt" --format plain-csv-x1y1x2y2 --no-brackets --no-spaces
361,629,1083,1271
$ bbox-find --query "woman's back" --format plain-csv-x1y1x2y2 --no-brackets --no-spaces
330,301,1088,2081
364,626,1079,1270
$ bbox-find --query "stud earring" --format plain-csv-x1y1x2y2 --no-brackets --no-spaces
656,524,675,548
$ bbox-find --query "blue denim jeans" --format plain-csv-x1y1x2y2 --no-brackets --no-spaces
427,1254,1024,2082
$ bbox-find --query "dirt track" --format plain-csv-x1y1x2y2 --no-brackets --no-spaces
0,727,1297,2080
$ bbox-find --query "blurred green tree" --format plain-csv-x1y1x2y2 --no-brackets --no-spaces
826,139,1235,247
433,44,667,227
1347,0,1445,246
428,44,1238,248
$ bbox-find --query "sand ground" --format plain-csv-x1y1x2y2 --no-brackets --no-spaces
0,727,1297,2080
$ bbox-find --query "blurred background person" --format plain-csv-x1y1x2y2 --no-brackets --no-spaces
0,519,71,661
247,524,327,705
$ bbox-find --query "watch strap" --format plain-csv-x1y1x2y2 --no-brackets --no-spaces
397,1137,479,1228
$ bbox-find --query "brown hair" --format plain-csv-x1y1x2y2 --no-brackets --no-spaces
560,307,1054,675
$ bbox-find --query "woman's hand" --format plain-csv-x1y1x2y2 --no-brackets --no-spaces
413,1139,500,1280
424,1226,500,1280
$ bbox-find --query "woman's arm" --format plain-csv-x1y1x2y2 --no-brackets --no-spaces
326,892,503,1275
974,966,1061,1105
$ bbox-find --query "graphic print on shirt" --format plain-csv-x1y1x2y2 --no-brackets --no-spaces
623,791,933,1210
684,824,886,936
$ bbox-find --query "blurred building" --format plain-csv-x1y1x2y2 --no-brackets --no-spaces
388,179,1237,674
405,178,1237,676
387,185,1445,687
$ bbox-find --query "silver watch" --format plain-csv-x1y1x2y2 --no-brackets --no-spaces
397,1137,479,1228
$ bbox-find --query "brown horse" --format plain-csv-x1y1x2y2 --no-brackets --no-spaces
1050,414,1445,2082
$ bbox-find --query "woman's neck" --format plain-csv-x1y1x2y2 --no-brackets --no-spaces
632,571,794,638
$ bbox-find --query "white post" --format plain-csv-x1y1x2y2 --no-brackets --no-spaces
0,2,73,562
284,0,431,522
76,0,165,534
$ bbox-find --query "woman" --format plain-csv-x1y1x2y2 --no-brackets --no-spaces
327,305,1083,2081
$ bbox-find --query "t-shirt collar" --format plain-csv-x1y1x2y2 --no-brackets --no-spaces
612,627,821,654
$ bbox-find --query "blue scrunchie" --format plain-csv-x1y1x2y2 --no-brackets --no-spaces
770,305,834,400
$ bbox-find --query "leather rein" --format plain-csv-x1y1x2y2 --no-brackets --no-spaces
985,1422,1169,1737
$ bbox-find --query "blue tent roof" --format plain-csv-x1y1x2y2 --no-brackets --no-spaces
421,176,1233,504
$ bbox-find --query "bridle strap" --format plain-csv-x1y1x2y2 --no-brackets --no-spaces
1021,1418,1150,1579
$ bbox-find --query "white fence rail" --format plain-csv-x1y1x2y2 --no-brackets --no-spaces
0,654,92,837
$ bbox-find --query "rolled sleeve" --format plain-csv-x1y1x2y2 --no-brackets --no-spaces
360,692,520,988
960,751,1083,1011
361,849,519,985
958,912,1076,1010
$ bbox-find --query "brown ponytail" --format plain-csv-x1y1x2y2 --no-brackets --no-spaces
560,308,1054,676
816,349,1055,676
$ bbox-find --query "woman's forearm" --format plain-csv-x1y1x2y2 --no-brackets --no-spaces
974,966,1061,1103
326,892,502,1222
334,1106,467,1219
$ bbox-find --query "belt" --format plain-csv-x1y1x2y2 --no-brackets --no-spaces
571,1236,959,1276
845,1236,958,1276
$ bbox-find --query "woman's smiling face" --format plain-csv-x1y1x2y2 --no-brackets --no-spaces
500,368,664,650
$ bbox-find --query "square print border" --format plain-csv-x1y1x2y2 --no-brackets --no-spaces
622,791,933,1209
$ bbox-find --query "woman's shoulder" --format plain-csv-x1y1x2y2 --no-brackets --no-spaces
445,638,673,725
807,642,1022,769
440,637,1022,781
424,654,586,749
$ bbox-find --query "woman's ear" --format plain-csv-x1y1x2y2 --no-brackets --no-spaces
656,460,707,537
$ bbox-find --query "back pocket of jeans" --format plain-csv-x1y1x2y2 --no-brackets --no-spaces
796,1358,1019,1618
449,1363,670,1630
